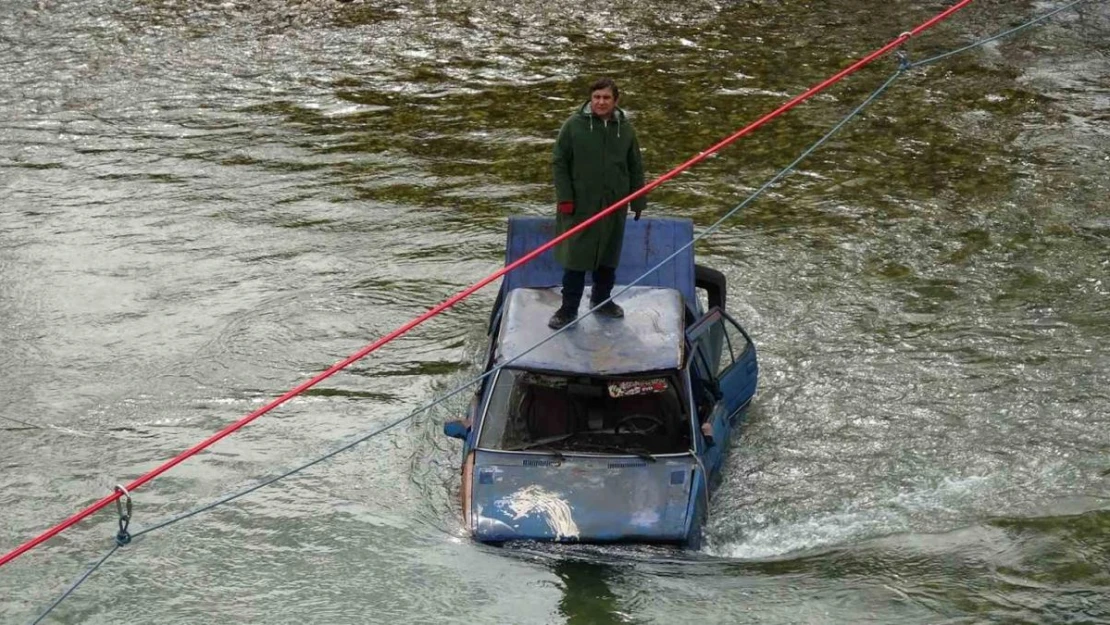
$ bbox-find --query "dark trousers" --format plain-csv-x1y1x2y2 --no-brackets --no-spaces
560,266,616,314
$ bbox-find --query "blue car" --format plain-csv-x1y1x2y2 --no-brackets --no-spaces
444,217,758,547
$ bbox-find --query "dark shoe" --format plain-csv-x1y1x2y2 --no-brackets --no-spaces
548,308,577,330
592,300,624,319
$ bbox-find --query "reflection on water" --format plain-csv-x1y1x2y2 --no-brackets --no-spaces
555,560,632,625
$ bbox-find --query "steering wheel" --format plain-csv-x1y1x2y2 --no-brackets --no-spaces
614,414,666,435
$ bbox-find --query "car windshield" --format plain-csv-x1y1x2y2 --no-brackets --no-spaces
477,369,691,455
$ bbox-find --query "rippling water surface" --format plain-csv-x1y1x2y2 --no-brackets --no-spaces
2,0,1108,623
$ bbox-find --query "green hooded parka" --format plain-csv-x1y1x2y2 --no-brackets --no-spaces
552,102,647,272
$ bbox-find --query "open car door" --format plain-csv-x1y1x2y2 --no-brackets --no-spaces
687,308,758,422
686,308,758,487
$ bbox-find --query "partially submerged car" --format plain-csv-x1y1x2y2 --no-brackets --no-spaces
444,216,757,547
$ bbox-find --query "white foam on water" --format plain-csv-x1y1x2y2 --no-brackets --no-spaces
708,506,904,560
710,473,1005,560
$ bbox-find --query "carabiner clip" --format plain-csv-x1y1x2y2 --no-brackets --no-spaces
115,484,132,545
896,31,913,70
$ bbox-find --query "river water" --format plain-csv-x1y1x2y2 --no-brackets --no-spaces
2,0,1108,623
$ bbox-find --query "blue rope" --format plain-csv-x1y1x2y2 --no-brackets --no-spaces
28,1,1088,620
910,0,1090,68
588,69,905,313
130,399,470,539
29,544,120,625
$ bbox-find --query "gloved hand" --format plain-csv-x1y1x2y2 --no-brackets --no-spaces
633,207,642,221
557,201,574,215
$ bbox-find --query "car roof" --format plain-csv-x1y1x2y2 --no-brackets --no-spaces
494,286,685,375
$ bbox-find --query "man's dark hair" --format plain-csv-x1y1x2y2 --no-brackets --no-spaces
589,77,620,100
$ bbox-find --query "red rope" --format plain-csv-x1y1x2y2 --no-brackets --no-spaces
0,0,974,569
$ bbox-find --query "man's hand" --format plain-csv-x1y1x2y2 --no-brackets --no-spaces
633,206,643,221
557,201,574,215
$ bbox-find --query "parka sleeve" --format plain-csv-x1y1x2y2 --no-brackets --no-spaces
627,127,647,213
552,120,575,203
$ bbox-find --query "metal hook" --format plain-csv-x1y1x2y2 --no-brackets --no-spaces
114,484,132,521
896,32,914,70
115,484,133,545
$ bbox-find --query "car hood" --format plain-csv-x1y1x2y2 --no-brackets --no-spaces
469,449,695,542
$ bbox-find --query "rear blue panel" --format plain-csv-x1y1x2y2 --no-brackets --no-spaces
504,217,697,306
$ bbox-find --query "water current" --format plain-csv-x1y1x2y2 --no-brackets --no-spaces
1,0,1108,623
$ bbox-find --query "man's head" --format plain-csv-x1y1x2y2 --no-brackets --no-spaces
589,77,620,119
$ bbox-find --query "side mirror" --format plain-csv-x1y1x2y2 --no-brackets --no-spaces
443,420,470,440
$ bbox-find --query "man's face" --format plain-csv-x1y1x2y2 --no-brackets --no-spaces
590,87,617,119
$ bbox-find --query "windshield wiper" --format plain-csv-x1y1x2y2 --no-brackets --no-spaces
509,433,574,456
577,443,657,463
622,448,658,463
519,446,566,462
509,436,656,463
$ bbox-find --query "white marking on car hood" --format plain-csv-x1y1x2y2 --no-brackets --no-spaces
499,485,580,540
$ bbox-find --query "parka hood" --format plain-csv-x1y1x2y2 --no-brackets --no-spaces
578,101,628,135
578,101,630,121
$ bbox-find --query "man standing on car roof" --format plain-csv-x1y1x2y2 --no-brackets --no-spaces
548,77,648,331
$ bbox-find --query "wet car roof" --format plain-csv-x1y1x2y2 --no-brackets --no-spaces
494,286,685,375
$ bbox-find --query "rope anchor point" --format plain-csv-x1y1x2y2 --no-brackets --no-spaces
114,485,132,546
896,50,912,71
896,31,914,70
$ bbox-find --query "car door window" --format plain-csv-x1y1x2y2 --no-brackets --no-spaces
692,326,722,378
719,312,753,375
691,315,731,375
